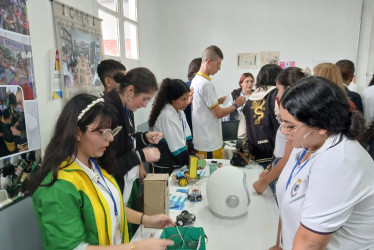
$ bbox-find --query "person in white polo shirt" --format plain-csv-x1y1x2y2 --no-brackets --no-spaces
191,45,245,159
271,76,374,250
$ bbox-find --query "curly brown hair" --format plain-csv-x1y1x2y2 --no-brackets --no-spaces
148,78,190,127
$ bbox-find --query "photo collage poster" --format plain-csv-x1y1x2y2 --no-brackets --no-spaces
53,1,104,99
0,0,42,208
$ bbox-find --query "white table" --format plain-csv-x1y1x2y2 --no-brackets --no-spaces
132,160,279,249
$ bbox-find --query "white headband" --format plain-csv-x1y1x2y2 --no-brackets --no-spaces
77,98,104,121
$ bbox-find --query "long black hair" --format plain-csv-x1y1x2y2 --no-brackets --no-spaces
148,78,190,127
29,94,118,194
255,64,282,90
281,76,365,140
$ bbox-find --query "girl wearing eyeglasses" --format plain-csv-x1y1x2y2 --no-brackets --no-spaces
30,94,174,250
273,77,374,250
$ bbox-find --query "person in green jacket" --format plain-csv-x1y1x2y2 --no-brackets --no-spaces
30,93,174,250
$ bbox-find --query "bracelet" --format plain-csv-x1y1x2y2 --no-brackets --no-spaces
140,213,144,225
130,242,136,249
233,103,239,109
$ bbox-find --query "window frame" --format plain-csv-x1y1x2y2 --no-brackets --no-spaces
97,0,139,61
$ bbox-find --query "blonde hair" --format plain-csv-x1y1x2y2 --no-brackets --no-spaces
314,63,345,92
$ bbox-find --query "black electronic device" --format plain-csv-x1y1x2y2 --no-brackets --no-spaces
221,120,240,141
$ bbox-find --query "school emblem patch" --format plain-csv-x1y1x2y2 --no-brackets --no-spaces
291,179,302,197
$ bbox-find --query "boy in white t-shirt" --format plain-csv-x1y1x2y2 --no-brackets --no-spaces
191,45,245,159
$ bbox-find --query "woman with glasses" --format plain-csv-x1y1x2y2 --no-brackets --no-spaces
148,78,196,174
30,94,174,249
272,76,374,250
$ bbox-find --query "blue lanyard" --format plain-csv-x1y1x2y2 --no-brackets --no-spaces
124,107,136,151
180,113,185,141
124,106,133,128
90,157,118,217
286,149,310,190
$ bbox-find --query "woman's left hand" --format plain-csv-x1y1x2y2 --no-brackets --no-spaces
143,214,175,228
146,131,163,144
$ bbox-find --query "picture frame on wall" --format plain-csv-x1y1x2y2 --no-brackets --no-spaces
0,0,42,209
53,1,104,99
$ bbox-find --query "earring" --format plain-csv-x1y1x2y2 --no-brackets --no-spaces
301,130,327,152
301,129,318,150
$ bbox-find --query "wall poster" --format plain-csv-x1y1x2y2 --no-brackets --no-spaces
53,1,104,98
259,51,280,67
0,0,42,208
237,52,258,69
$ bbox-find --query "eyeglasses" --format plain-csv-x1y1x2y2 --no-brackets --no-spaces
86,126,122,138
280,122,305,135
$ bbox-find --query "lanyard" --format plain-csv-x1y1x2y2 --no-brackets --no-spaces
90,157,118,217
286,149,310,190
124,106,133,128
124,106,136,151
180,112,186,143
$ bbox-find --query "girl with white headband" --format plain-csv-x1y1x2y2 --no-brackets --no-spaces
30,93,174,249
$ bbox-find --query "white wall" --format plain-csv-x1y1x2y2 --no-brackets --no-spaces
357,0,374,90
26,0,374,154
138,0,363,104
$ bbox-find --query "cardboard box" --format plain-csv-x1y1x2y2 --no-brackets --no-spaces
144,174,169,215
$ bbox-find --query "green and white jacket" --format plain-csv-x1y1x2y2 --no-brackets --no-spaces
33,160,129,249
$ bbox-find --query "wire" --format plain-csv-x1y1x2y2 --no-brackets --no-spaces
168,234,182,239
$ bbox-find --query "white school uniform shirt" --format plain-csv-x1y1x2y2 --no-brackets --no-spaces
191,74,222,151
153,103,192,155
273,127,286,159
276,134,374,250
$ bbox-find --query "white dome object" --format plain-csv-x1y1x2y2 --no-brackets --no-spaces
206,166,250,219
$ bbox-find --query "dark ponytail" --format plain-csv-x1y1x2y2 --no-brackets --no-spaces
343,110,366,140
113,72,130,87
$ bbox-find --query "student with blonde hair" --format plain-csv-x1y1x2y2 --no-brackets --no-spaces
314,62,357,111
